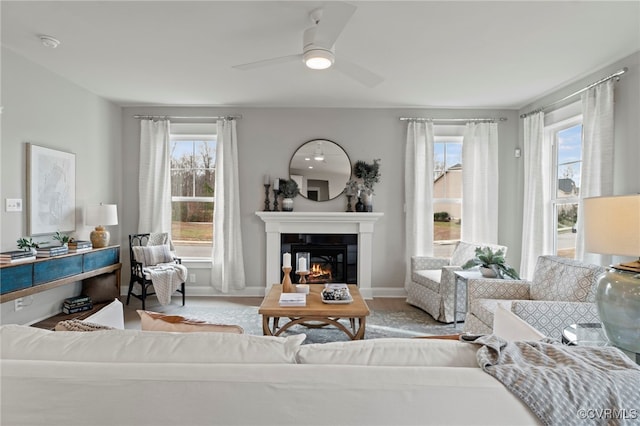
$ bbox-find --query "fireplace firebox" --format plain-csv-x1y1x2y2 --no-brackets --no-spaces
281,234,357,284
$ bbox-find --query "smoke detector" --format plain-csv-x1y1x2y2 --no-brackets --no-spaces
39,35,60,48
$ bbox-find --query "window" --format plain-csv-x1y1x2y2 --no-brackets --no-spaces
170,134,216,258
547,117,582,259
433,135,463,257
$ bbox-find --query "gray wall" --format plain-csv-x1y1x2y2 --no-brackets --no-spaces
121,106,519,297
518,51,640,197
515,52,640,268
2,44,638,324
1,48,122,324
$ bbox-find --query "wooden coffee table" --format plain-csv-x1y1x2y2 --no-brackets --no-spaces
259,284,370,340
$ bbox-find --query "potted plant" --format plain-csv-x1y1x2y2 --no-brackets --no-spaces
353,159,381,211
16,237,40,255
278,178,299,211
462,246,520,279
53,231,70,247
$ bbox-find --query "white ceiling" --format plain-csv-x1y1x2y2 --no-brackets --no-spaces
2,1,639,109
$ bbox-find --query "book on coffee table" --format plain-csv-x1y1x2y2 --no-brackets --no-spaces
279,293,306,307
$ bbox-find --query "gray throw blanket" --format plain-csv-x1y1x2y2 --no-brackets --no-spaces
145,263,187,305
469,335,640,426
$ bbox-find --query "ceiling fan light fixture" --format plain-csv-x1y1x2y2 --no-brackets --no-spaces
39,35,61,49
313,141,325,161
304,49,334,70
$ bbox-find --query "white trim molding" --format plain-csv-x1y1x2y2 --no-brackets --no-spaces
255,212,384,299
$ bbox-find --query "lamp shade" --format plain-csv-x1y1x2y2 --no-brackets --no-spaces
584,194,640,257
86,204,118,226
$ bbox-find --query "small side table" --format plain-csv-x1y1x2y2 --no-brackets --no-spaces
561,323,608,346
452,270,485,328
562,323,639,364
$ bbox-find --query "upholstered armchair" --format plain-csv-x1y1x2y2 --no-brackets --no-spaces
463,255,606,339
407,241,508,323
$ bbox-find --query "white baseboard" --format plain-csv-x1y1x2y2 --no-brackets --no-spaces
121,286,407,298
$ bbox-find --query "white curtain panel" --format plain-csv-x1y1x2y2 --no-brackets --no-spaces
575,79,615,264
461,122,499,244
404,121,434,288
211,119,246,292
138,119,172,234
520,112,552,279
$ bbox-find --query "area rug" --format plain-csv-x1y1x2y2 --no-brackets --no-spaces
152,303,461,344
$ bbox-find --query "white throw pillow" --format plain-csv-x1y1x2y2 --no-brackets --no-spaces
132,244,173,267
297,338,478,367
83,298,125,330
0,325,305,364
492,304,546,341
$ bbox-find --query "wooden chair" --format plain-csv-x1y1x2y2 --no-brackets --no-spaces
126,233,185,310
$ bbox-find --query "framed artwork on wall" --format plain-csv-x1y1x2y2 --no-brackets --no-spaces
27,143,76,236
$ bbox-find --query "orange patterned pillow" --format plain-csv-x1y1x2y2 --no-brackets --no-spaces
137,310,244,334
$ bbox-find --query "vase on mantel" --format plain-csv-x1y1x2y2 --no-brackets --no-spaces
282,198,294,212
361,193,373,212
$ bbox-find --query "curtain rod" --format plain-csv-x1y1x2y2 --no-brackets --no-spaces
520,67,627,119
133,115,242,120
400,117,507,123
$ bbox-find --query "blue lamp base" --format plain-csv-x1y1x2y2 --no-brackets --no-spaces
596,267,640,353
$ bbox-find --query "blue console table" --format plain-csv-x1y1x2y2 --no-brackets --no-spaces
0,246,121,303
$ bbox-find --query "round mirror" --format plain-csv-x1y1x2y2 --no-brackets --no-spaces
289,139,351,201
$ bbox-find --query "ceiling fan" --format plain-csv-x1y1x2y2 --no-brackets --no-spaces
232,2,383,88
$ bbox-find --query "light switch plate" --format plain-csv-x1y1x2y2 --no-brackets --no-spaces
6,198,22,212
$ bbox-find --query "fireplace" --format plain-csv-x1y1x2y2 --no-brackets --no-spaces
282,234,357,284
255,212,383,299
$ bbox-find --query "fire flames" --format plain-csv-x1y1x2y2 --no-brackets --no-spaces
310,263,332,283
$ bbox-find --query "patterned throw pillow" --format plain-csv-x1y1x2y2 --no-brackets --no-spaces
55,319,114,332
530,256,603,302
148,232,169,246
132,244,173,267
148,232,175,251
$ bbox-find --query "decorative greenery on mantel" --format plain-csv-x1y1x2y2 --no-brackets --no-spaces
278,178,299,198
353,158,381,194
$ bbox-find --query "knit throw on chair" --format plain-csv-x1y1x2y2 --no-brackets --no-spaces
145,263,187,305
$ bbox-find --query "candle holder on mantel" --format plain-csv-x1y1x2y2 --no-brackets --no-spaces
282,266,294,293
346,195,353,212
296,270,310,284
272,190,280,212
263,184,271,211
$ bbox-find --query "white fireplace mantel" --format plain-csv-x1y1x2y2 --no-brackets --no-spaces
255,212,383,299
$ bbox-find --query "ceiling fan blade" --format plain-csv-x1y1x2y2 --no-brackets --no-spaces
333,59,384,88
233,54,302,70
314,2,357,48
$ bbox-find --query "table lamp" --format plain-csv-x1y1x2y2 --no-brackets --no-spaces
584,194,640,353
86,203,118,248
